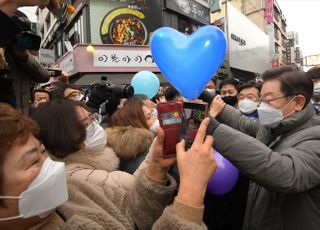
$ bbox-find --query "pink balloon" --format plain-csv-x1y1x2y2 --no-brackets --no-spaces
207,149,239,195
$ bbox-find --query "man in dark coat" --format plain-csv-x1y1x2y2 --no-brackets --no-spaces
208,65,320,230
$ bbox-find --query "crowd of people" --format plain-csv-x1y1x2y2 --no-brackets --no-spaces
0,1,320,230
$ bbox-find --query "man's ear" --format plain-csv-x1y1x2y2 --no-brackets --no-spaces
294,94,306,111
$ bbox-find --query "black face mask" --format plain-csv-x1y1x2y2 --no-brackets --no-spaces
222,96,238,106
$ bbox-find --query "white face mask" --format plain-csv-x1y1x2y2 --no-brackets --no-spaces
151,108,158,120
314,83,320,98
74,94,84,101
84,121,107,149
239,99,258,114
0,158,68,221
257,97,294,128
206,88,216,96
149,119,160,133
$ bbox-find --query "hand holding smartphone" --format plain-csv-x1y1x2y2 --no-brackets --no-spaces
157,101,183,157
157,100,208,156
46,68,62,77
181,101,208,150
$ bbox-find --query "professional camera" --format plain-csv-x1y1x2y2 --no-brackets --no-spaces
198,89,216,104
86,82,134,117
11,32,41,51
8,11,42,51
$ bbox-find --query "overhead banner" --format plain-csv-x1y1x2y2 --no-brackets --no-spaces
265,0,273,24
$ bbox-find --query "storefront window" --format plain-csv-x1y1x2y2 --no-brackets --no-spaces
67,13,86,46
178,17,199,35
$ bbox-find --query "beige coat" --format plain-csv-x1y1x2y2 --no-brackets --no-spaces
29,172,207,230
51,146,141,191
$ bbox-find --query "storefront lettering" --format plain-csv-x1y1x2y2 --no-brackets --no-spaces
166,0,209,24
231,33,246,46
93,50,156,68
176,0,206,19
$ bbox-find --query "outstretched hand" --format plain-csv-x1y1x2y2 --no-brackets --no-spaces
176,118,217,206
210,96,226,118
146,126,176,182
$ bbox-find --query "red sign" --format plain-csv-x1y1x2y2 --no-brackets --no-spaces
272,59,279,68
265,0,273,24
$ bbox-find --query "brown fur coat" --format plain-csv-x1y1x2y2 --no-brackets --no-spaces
106,126,154,160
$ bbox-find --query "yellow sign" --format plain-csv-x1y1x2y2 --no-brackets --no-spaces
306,55,320,66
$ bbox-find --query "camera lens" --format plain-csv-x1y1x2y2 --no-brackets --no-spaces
122,85,134,98
110,84,134,98
199,89,215,104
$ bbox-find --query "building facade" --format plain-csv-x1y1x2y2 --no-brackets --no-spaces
36,0,211,84
265,0,288,68
210,0,270,82
285,31,303,68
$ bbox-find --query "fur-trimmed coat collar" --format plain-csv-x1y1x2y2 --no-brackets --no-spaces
50,146,119,172
106,126,154,160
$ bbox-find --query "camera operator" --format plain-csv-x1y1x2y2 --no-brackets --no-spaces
85,82,134,123
0,47,15,106
0,10,50,114
51,81,134,126
0,0,58,68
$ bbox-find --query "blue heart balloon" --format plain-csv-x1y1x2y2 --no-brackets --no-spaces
151,26,227,99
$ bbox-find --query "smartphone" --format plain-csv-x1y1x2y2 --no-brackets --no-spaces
181,101,208,149
157,101,183,157
47,69,62,77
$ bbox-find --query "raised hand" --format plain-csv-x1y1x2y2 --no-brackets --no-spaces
210,95,226,118
176,118,217,206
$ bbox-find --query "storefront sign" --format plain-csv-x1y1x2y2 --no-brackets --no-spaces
91,0,162,45
306,55,320,66
228,3,270,73
194,0,209,7
166,0,210,24
231,33,246,46
272,59,280,68
58,52,74,73
39,48,55,64
272,53,279,61
286,42,291,64
210,0,221,13
93,49,157,68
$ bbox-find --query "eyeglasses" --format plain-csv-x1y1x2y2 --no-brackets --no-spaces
257,96,292,105
66,91,83,100
238,95,258,101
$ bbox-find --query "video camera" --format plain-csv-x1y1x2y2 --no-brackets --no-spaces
6,11,42,51
199,89,216,104
85,82,134,117
11,32,41,51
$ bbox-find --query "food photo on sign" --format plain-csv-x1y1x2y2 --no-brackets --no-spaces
99,1,161,45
